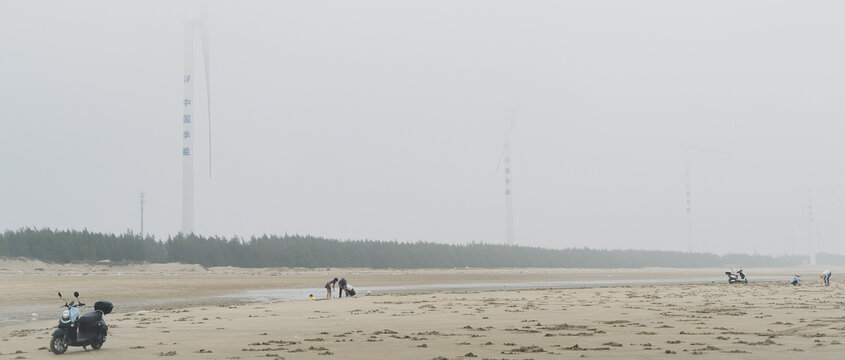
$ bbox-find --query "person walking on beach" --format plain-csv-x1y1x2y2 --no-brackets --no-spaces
820,269,832,286
338,277,349,297
791,274,801,286
325,278,339,299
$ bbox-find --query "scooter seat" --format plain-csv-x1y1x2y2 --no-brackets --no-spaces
78,311,103,326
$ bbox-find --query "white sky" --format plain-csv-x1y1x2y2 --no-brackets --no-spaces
2,1,844,255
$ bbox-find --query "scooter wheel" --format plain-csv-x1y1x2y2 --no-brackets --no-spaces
91,335,105,350
50,335,68,354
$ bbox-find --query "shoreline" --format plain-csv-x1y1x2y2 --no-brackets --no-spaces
2,260,834,310
0,272,807,327
3,279,842,359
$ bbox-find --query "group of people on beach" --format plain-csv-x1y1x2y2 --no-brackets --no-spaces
308,277,355,300
791,269,832,286
324,277,354,298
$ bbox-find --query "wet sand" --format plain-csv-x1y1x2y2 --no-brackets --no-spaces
2,259,843,359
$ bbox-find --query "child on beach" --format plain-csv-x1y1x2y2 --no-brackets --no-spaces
820,269,832,286
325,278,339,299
791,274,801,286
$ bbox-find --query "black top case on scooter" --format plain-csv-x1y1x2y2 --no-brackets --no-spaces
94,300,113,314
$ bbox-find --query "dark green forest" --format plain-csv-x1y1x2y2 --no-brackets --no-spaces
0,228,839,268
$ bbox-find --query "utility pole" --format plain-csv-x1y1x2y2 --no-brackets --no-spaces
808,191,817,265
140,192,145,239
685,165,692,252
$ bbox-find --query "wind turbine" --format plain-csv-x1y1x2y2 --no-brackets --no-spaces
181,4,213,234
683,144,731,253
807,191,818,265
495,121,515,246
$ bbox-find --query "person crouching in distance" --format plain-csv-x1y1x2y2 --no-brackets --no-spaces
791,274,801,286
820,269,832,286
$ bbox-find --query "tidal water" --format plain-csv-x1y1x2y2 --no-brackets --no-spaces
0,276,785,326
221,275,785,302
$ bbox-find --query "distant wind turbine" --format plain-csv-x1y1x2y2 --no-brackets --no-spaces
181,4,213,234
808,191,818,265
495,121,515,246
684,144,732,253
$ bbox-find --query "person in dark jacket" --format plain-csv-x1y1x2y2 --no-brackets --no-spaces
338,277,349,297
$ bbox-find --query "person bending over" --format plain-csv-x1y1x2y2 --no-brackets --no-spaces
325,278,338,299
820,269,832,286
338,277,349,297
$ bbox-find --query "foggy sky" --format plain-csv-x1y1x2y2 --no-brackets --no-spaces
2,1,844,256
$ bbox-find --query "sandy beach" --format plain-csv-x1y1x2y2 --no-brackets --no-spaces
2,259,843,359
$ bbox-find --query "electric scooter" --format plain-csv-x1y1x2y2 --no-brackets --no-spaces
725,269,747,284
50,291,112,354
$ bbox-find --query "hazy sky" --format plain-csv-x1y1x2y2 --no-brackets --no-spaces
2,1,844,255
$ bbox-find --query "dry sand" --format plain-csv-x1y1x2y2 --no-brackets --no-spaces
1,259,843,359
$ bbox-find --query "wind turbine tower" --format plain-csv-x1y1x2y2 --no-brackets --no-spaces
808,192,817,265
683,144,731,253
181,6,212,234
496,125,515,246
504,141,514,246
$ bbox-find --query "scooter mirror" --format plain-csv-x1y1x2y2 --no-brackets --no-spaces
73,291,79,298
58,292,62,298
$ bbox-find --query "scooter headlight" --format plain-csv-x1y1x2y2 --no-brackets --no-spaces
61,310,70,320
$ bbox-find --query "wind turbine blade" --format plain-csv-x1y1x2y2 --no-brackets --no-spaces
494,145,506,174
824,182,845,210
201,24,212,179
494,117,514,175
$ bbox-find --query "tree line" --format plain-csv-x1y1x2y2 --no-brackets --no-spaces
0,228,836,268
